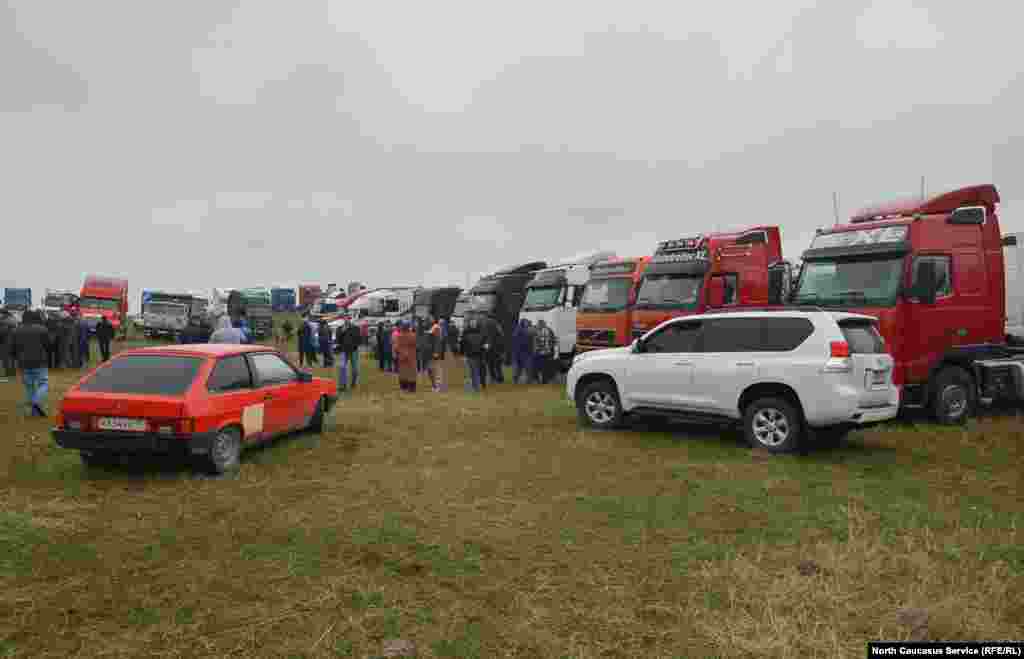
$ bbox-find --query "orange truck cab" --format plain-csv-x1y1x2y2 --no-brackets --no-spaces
575,256,651,352
791,183,1024,423
630,226,792,342
79,274,128,334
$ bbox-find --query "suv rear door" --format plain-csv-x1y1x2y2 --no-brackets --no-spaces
694,316,816,416
836,317,894,408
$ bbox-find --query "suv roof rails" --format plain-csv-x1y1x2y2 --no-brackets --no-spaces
706,305,830,314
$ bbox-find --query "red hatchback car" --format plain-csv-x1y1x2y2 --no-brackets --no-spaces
52,345,337,473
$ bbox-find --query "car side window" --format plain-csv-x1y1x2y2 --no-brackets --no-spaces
642,321,702,353
702,317,814,352
206,355,254,393
249,352,298,386
913,255,952,298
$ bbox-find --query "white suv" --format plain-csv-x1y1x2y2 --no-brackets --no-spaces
566,309,900,453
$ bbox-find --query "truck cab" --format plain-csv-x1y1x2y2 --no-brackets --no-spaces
79,275,128,334
238,288,273,339
791,184,1013,422
465,261,548,362
520,251,617,363
631,227,791,341
413,287,463,323
576,256,651,353
43,289,79,317
271,287,297,312
140,290,192,338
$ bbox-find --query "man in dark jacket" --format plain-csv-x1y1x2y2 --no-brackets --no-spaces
483,316,505,384
336,319,361,391
318,320,333,367
459,317,485,392
9,310,51,416
0,309,17,377
376,321,392,371
77,316,92,369
447,321,461,356
95,316,115,362
46,313,61,369
60,314,75,368
178,317,204,344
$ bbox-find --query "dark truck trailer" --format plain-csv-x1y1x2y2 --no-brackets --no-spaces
412,287,463,323
465,261,547,364
271,287,297,312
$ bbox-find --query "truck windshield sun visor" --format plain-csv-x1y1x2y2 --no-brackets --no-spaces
643,259,709,277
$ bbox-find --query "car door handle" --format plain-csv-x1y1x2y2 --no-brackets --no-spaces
673,360,692,366
735,361,755,367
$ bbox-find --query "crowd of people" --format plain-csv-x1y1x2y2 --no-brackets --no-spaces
0,308,117,417
1,302,565,418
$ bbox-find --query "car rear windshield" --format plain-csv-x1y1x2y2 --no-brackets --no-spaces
78,355,203,395
839,320,885,354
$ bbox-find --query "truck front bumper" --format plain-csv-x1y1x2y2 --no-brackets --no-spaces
52,429,218,456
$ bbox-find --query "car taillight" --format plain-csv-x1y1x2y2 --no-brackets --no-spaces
61,414,89,431
823,341,853,373
149,418,194,435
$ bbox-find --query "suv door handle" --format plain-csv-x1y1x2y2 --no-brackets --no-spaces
735,361,755,367
673,360,692,366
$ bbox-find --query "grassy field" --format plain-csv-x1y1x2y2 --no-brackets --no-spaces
0,333,1021,658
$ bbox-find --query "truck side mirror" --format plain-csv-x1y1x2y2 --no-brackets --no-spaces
910,261,938,305
948,206,986,225
707,277,725,307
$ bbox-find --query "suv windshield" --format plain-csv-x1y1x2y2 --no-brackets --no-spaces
635,275,703,309
523,286,562,310
78,355,203,395
794,257,904,307
80,297,120,311
580,278,633,312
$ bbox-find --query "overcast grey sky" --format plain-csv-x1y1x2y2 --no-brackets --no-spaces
2,0,1022,312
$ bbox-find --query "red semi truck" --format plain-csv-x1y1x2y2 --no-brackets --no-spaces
630,226,792,341
79,275,129,334
791,183,1024,423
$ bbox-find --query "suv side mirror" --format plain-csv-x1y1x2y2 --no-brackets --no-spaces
910,261,938,305
707,277,725,307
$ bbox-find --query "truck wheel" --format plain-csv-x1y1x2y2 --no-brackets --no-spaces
743,397,803,453
930,366,975,425
576,379,623,430
206,427,241,475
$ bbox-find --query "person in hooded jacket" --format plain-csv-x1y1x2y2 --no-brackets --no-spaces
9,310,51,416
483,316,505,384
77,316,92,369
447,321,460,357
394,320,418,392
60,313,76,368
511,318,534,384
46,313,61,369
296,318,309,366
459,317,485,392
209,315,245,344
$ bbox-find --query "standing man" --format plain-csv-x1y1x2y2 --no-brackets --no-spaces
297,318,309,366
9,310,51,417
337,318,362,391
46,312,61,370
459,318,485,393
318,320,333,368
533,319,557,384
67,311,81,369
428,316,445,392
447,320,460,357
77,315,92,369
95,316,115,362
483,316,505,384
0,309,17,377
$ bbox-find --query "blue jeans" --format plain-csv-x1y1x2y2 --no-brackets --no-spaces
22,368,49,410
338,350,359,389
464,356,483,392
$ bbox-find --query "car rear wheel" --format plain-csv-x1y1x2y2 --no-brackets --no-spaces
308,396,326,433
206,427,241,475
743,397,803,453
576,380,623,430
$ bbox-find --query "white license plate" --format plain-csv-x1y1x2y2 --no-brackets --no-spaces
869,370,888,388
97,417,148,432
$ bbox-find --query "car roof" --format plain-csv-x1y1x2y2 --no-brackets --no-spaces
115,344,278,358
670,309,877,323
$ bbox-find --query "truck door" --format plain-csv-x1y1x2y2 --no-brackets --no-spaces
906,254,955,383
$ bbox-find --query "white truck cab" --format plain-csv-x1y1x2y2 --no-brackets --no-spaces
520,250,617,363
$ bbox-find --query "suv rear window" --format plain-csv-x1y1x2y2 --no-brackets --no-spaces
701,317,814,352
78,355,203,395
838,320,885,353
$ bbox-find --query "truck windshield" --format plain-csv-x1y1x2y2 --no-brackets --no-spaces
470,293,498,311
79,297,120,311
794,257,904,307
44,295,70,308
523,286,562,310
635,275,702,309
580,278,633,312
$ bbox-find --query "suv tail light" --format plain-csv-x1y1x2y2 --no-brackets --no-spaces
823,340,852,373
